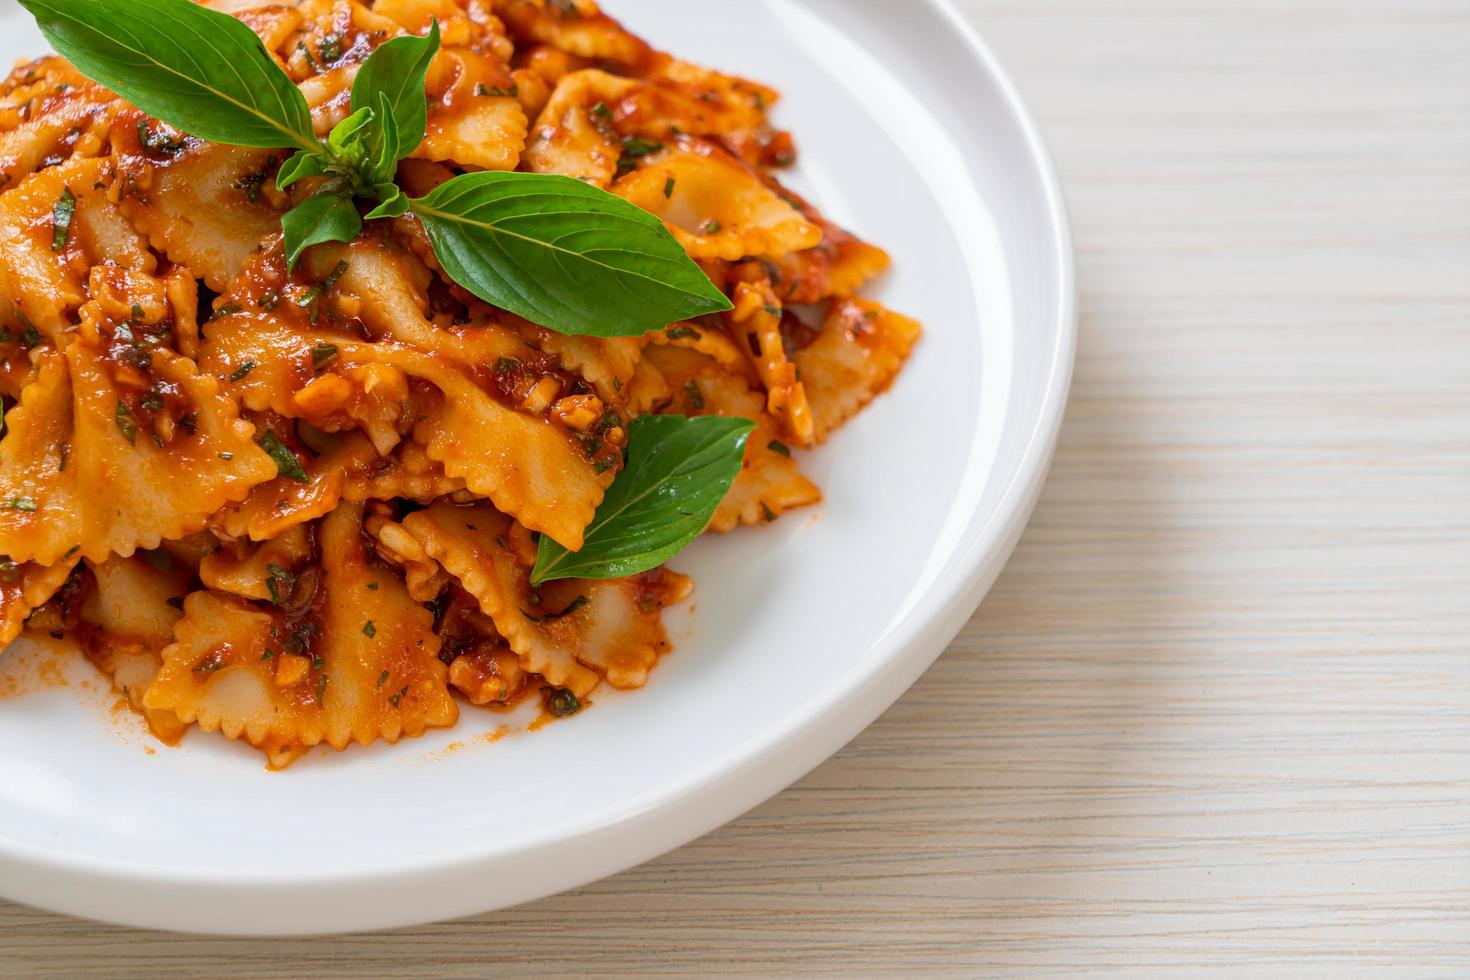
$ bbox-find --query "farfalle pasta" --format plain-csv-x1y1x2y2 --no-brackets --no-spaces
0,0,920,767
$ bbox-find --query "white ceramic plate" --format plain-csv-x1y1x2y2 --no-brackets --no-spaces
0,0,1073,935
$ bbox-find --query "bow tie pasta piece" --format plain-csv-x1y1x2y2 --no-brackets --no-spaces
767,187,892,305
404,503,686,694
403,351,612,550
117,142,284,292
613,141,821,262
0,342,277,565
0,555,79,649
0,74,117,193
400,505,602,693
496,0,652,69
420,49,529,172
522,69,639,186
146,502,457,768
646,61,778,133
78,554,189,742
0,157,141,350
792,299,923,445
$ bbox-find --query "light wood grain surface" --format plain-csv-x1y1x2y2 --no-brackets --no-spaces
5,0,1470,975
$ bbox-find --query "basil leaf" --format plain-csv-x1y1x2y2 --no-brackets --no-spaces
350,21,439,164
365,183,410,220
532,414,755,584
410,172,732,336
19,0,317,153
282,192,362,269
365,93,401,186
277,149,329,192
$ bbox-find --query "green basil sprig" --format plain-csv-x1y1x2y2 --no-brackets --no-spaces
19,0,732,335
532,415,756,584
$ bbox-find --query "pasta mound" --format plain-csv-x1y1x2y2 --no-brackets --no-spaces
0,0,920,767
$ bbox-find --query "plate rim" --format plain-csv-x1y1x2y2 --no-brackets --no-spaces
0,0,1077,934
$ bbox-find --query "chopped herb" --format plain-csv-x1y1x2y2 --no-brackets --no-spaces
63,544,80,559
310,655,325,670
3,496,38,512
477,83,518,97
767,439,791,457
140,388,165,411
58,442,69,472
0,313,42,350
265,562,295,606
389,685,408,708
233,163,273,204
285,621,320,655
51,187,75,251
218,452,234,461
376,669,389,689
665,324,700,341
760,500,777,523
594,458,617,475
295,260,349,315
616,135,663,174
310,342,338,366
256,431,309,483
229,360,257,382
663,176,676,199
684,379,704,411
114,402,137,444
362,620,377,638
211,302,242,319
366,581,379,590
315,671,328,702
257,290,281,311
545,687,581,718
763,304,782,318
698,219,722,235
136,120,184,154
591,101,613,120
193,657,226,673
620,136,662,157
130,302,145,321
638,598,659,613
261,648,275,661
177,412,198,435
318,32,343,63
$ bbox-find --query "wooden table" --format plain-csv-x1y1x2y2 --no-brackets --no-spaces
5,0,1469,974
